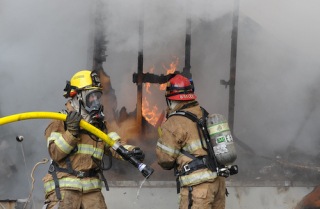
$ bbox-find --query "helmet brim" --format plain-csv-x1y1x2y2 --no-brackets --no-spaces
167,94,197,101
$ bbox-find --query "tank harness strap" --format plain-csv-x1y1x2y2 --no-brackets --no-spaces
178,150,208,176
48,146,101,200
169,108,220,172
48,163,62,200
169,109,212,195
48,160,100,200
51,159,99,178
188,186,193,209
97,170,109,191
48,146,77,200
174,162,181,194
169,108,222,197
91,156,110,191
173,150,210,194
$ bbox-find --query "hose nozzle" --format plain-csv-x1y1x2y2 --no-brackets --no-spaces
116,145,154,179
138,163,154,179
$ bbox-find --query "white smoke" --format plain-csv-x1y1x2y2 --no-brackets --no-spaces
1,0,320,205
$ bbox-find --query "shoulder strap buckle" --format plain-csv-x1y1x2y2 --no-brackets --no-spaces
48,164,55,173
183,164,191,173
76,171,85,178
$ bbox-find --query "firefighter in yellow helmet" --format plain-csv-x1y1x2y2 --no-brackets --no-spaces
42,70,145,209
156,74,226,209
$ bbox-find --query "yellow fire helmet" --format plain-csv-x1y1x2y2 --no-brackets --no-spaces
63,70,102,98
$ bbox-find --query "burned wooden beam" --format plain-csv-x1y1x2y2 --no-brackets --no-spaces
220,0,240,132
219,0,257,155
132,72,177,84
136,6,145,135
182,17,192,79
227,0,240,132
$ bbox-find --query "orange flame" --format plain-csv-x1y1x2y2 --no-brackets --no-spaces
145,66,154,94
142,96,159,126
159,57,179,90
142,57,179,126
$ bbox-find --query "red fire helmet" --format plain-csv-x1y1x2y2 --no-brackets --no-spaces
165,74,197,101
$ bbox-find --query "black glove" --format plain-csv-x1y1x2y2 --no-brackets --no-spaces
131,147,145,162
66,111,82,137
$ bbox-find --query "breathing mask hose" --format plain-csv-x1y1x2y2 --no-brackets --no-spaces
0,111,154,179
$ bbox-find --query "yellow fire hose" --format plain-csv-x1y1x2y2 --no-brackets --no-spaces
0,111,154,178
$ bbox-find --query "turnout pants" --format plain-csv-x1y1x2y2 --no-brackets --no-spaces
179,177,226,209
44,190,107,209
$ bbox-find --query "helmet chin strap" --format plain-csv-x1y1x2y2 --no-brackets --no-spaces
166,99,179,110
70,95,91,122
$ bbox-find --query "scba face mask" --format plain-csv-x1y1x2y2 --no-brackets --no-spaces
81,90,105,122
84,90,102,112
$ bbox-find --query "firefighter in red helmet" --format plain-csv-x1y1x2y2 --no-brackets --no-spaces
42,70,145,209
156,74,226,209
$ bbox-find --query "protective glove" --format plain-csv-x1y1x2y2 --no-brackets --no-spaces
130,147,145,162
65,111,82,137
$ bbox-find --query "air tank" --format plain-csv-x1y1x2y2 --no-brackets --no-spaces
206,114,237,165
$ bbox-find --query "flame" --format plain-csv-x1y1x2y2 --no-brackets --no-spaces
145,66,154,94
142,57,179,126
142,96,159,126
145,83,151,94
159,57,179,90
